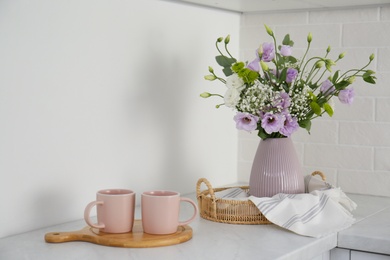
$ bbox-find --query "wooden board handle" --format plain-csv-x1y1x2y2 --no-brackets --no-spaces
45,231,84,243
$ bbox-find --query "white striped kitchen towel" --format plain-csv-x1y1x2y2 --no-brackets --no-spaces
214,175,357,238
213,187,249,200
249,187,356,238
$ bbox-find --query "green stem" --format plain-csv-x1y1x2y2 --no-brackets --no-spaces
313,69,328,86
271,35,279,74
339,59,372,79
307,68,321,84
215,41,233,67
225,43,234,59
215,41,224,57
212,73,226,84
210,93,224,98
299,41,311,71
299,57,323,82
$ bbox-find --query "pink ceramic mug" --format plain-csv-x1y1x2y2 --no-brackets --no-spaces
141,190,198,235
84,189,135,233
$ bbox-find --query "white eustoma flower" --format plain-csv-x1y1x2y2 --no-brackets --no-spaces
224,87,241,108
226,73,245,91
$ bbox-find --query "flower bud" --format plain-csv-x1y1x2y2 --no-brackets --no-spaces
260,60,269,71
338,52,346,59
348,76,356,84
307,32,312,43
200,92,211,98
325,59,335,72
315,61,325,68
217,37,223,43
224,35,230,44
369,53,375,61
326,59,335,66
204,75,216,81
258,45,263,57
264,24,274,36
208,66,214,73
326,46,331,53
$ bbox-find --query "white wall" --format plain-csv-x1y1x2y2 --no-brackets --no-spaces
0,0,240,238
238,6,390,197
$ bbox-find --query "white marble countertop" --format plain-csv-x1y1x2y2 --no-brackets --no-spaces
337,193,390,255
1,191,389,260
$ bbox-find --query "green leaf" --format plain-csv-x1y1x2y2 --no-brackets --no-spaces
222,67,233,77
310,101,322,116
276,54,285,67
307,82,318,90
215,55,237,77
282,34,294,46
282,34,290,45
316,97,327,106
323,103,334,117
363,76,376,84
215,55,236,68
257,128,268,140
299,119,312,133
334,80,350,90
363,71,376,84
332,70,340,84
285,56,297,63
279,68,287,83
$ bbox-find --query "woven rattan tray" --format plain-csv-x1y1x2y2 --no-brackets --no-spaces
196,178,270,224
196,171,326,225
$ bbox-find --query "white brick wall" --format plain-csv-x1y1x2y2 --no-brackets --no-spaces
238,5,390,197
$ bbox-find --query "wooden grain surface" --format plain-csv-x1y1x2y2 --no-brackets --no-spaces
45,220,192,248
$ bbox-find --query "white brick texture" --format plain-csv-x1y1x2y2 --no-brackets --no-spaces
309,8,378,24
238,6,390,197
343,22,390,47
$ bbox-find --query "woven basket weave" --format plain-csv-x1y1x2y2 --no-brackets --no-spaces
196,171,326,225
196,178,270,225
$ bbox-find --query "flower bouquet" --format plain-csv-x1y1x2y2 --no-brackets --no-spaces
201,25,376,140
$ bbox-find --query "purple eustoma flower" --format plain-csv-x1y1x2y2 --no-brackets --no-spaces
233,112,259,132
261,42,275,62
247,49,261,72
320,79,335,96
247,58,260,72
280,114,299,137
261,112,285,134
286,68,298,83
280,45,292,57
338,88,355,104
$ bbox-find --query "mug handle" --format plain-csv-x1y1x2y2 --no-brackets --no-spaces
178,197,198,226
84,201,105,229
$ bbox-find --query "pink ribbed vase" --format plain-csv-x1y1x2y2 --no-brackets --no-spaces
249,138,305,198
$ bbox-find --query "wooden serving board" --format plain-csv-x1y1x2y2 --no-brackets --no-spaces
45,220,192,248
